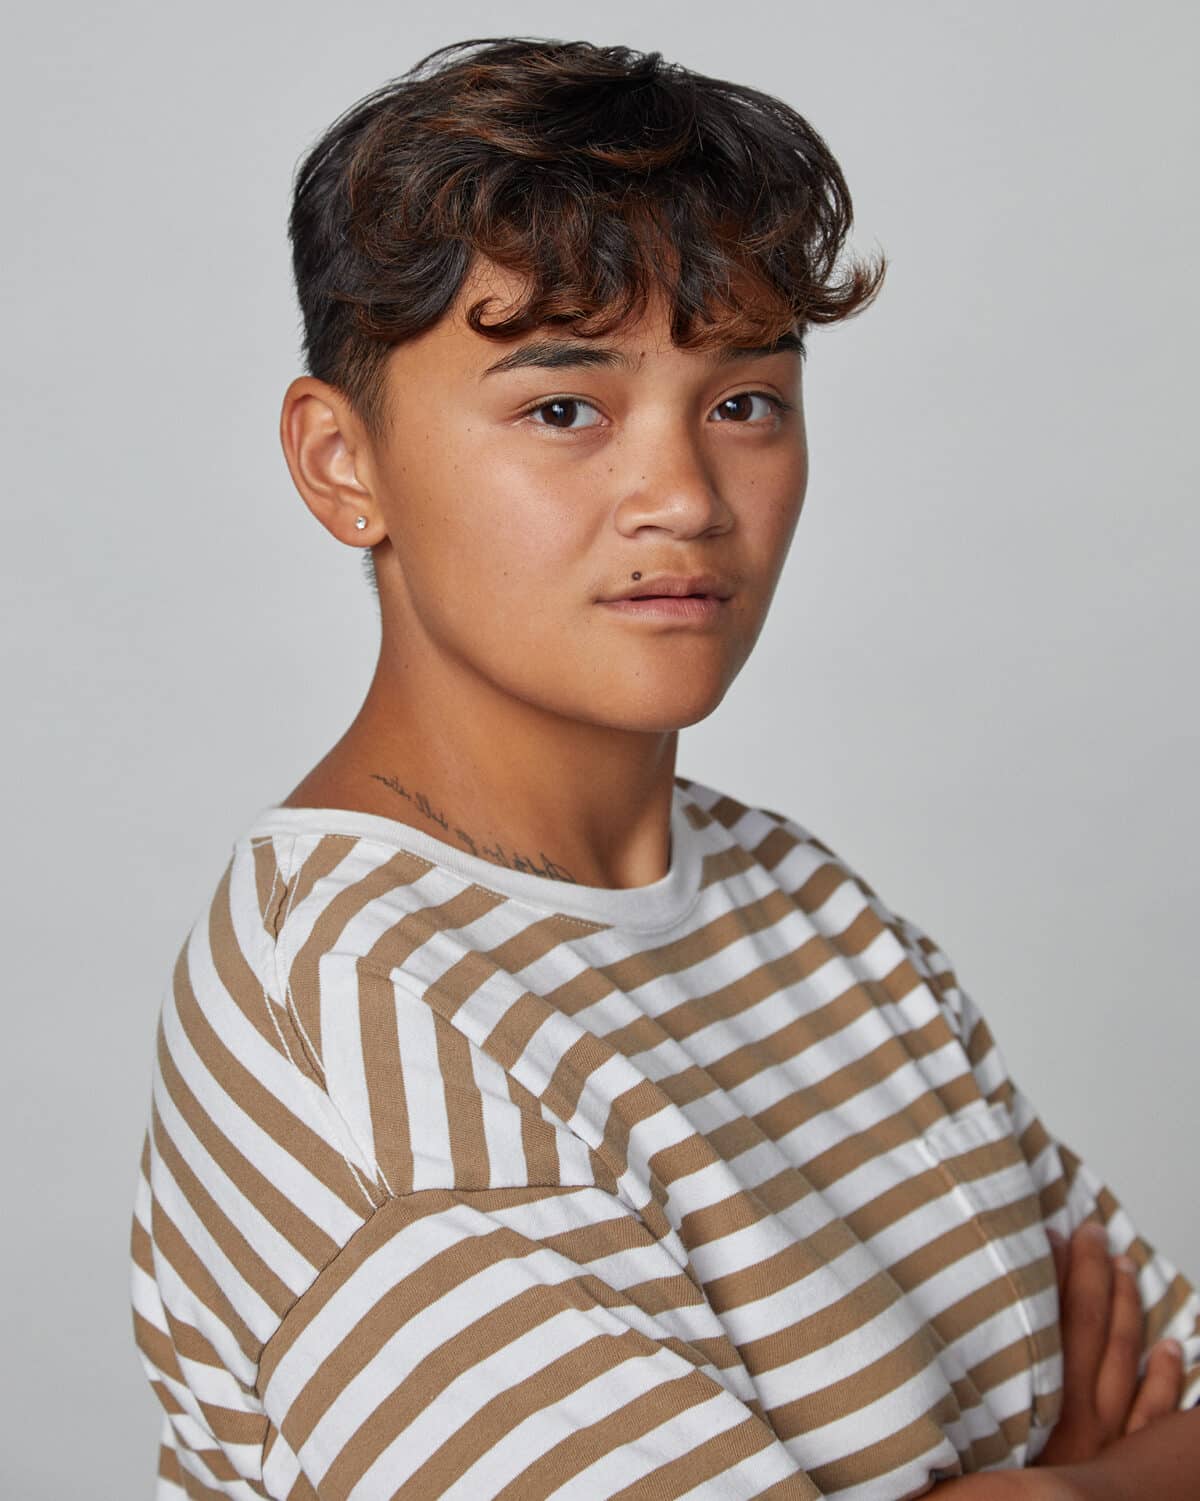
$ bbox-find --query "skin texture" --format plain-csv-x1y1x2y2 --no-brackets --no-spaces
277,254,808,887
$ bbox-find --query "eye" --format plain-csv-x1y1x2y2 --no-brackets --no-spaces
518,389,794,434
521,396,604,431
711,391,793,424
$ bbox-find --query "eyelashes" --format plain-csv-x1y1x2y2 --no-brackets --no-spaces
519,390,795,433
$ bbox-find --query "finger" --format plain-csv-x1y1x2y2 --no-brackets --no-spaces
1124,1340,1185,1436
1060,1222,1114,1417
1094,1254,1144,1434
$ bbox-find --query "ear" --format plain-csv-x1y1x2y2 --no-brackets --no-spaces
278,377,384,548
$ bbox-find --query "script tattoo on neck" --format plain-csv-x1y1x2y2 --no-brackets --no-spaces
369,773,579,883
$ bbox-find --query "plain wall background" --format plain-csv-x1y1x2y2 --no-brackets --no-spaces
3,2,1196,1494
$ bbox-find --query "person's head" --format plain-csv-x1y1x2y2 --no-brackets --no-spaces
280,36,884,735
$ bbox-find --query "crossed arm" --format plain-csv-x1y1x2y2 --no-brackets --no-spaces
936,1223,1199,1499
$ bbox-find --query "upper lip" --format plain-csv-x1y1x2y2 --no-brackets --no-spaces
602,573,733,601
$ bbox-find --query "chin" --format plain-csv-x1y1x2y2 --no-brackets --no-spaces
587,679,731,733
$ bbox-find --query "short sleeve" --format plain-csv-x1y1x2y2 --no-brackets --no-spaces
891,908,1200,1411
129,882,822,1499
254,1183,822,1499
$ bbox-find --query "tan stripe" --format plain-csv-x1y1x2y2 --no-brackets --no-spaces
485,988,552,1072
679,790,710,828
740,1261,905,1371
131,1203,156,1279
1036,1171,1069,1220
486,910,612,974
698,840,761,896
607,1411,818,1501
305,1279,668,1490
423,945,504,1024
342,1330,741,1500
931,1263,1050,1349
769,1322,944,1438
258,1193,448,1394
1019,1115,1051,1165
757,1477,824,1501
1144,1270,1200,1347
722,1016,957,1141
251,840,282,928
677,1171,773,1262
148,1197,260,1368
546,962,610,1018
156,1019,339,1270
148,1376,185,1416
173,1441,243,1487
928,1135,1043,1189
151,1100,296,1321
964,1014,994,1072
841,1160,959,1244
490,1377,780,1501
749,820,801,875
538,1024,608,1125
368,882,504,968
886,1198,1043,1298
435,1017,490,1188
286,846,438,1063
177,1456,245,1499
281,1202,657,1444
996,1402,1034,1459
285,835,363,924
806,1390,960,1492
134,1309,185,1385
964,1329,1038,1403
159,1303,242,1372
198,1401,268,1448
600,918,937,1086
985,1078,1016,1113
273,1193,722,1490
506,1071,562,1186
703,793,754,831
172,947,372,1216
355,962,412,1194
602,887,821,1000
793,1089,978,1194
206,861,290,1059
1056,1143,1087,1195
158,1439,183,1484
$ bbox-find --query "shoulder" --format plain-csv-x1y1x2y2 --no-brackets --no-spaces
674,772,972,1025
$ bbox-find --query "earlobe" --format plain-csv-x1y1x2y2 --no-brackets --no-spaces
279,377,376,546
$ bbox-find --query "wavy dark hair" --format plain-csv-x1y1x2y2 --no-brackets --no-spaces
287,36,886,591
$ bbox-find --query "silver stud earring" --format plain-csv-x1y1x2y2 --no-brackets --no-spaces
354,515,368,531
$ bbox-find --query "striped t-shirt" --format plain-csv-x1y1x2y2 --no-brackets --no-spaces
129,774,1200,1499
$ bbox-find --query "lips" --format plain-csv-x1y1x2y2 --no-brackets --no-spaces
598,594,726,622
602,573,732,602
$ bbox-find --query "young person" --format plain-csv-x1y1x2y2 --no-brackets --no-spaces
129,36,1199,1499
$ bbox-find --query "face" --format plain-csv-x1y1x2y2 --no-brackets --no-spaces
359,255,807,733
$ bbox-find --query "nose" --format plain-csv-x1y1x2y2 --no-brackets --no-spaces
612,423,734,540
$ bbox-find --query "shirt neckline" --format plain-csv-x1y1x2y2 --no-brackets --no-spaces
243,782,706,931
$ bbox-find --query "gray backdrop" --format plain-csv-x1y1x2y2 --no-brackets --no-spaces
3,2,1196,1494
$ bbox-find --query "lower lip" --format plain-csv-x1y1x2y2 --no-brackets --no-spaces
599,594,727,621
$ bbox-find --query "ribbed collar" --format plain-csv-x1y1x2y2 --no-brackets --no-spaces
243,782,707,932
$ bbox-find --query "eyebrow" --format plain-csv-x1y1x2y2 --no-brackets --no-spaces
478,330,806,379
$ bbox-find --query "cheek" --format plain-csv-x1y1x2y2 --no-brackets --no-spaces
407,449,597,635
